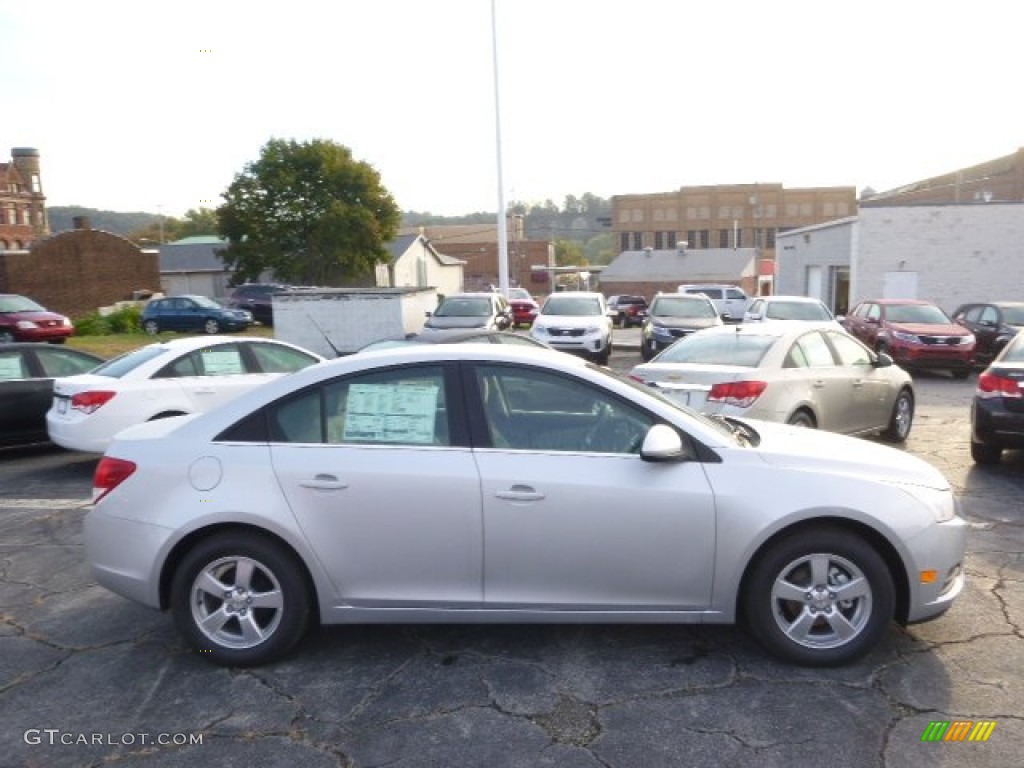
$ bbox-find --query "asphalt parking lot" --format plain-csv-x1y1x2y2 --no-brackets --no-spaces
1,334,1022,767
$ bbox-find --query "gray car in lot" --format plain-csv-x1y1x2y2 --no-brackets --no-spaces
640,292,722,361
86,344,964,670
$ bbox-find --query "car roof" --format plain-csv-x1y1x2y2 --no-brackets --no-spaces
693,321,842,339
863,298,934,306
134,335,325,356
756,295,824,303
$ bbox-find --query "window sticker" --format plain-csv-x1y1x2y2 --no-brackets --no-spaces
343,383,439,444
0,356,26,380
200,349,244,375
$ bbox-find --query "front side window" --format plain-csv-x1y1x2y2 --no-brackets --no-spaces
828,332,872,366
248,342,319,373
474,365,654,454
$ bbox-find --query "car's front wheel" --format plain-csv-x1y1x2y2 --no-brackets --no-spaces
171,532,311,666
142,320,159,335
743,526,894,666
204,318,221,334
0,330,15,343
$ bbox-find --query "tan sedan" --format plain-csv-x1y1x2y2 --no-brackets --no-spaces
629,321,915,441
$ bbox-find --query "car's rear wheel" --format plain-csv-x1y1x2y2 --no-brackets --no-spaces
881,388,914,442
0,331,13,343
640,339,656,362
743,527,894,666
142,320,159,335
970,440,1002,465
171,532,310,666
204,318,221,334
786,410,816,428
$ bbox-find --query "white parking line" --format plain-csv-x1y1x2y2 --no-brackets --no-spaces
0,498,92,509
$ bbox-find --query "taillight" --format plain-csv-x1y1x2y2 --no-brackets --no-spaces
976,371,1022,399
708,380,767,408
92,457,137,503
71,391,116,414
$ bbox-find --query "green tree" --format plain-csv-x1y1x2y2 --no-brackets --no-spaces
554,238,584,267
178,207,219,238
217,138,401,285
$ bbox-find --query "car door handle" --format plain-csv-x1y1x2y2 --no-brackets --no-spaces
811,380,826,389
300,474,349,491
851,379,865,388
495,485,545,502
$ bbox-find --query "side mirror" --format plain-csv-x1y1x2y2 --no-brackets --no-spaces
874,352,894,367
425,311,433,317
640,424,691,462
865,317,879,324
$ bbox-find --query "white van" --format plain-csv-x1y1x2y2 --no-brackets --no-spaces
677,284,750,322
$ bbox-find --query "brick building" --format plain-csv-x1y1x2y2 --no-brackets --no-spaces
611,183,857,294
0,218,160,318
0,147,49,250
400,222,554,294
860,147,1024,206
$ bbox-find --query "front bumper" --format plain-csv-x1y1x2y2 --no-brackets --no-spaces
903,515,969,623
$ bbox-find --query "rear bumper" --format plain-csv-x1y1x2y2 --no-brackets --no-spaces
972,398,1024,447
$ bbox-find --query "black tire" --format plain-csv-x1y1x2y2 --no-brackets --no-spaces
970,440,1002,465
786,410,816,428
880,388,914,442
171,532,311,666
204,318,221,334
951,369,970,380
640,340,655,362
594,342,611,366
743,526,894,666
143,320,159,335
0,331,14,343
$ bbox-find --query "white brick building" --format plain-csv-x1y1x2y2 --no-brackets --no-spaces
776,203,1024,316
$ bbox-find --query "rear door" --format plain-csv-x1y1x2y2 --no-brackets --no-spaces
269,364,483,606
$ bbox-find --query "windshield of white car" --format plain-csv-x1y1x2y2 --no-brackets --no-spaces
655,333,775,367
90,345,168,378
765,301,833,321
542,297,602,316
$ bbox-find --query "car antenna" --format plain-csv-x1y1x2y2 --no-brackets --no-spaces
302,307,342,358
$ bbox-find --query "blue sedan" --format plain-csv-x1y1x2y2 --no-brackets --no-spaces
141,295,253,335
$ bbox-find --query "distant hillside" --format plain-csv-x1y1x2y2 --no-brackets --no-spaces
47,207,162,235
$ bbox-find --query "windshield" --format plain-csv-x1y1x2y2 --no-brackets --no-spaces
542,296,602,316
650,296,717,319
656,332,776,367
0,295,47,313
435,297,492,317
765,301,832,321
885,304,952,324
90,345,169,378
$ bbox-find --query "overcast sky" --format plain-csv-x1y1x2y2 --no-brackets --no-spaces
1,0,1019,218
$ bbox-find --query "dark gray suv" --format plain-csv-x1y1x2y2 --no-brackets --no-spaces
640,293,722,361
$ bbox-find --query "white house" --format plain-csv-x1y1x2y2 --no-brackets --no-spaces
376,233,465,298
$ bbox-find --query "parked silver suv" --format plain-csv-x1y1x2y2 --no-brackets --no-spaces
677,284,750,322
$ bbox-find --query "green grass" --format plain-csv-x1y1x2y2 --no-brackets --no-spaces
66,326,275,359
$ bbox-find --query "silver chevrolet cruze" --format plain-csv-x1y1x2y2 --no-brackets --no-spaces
86,344,967,667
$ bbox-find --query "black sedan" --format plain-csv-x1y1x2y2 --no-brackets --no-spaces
0,343,104,447
971,329,1024,464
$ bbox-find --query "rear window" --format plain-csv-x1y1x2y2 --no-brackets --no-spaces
657,333,775,367
765,301,832,321
685,288,723,300
90,345,169,378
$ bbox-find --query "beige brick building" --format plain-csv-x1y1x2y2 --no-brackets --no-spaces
611,183,857,287
0,147,49,250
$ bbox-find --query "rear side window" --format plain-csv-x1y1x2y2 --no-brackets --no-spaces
35,348,100,377
91,346,168,378
0,350,29,380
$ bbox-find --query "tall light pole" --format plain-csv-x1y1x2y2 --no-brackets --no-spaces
491,0,510,296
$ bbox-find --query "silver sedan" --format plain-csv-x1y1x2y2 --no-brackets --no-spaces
630,322,915,441
86,344,963,668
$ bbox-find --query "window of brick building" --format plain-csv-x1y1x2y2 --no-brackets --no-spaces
632,232,643,250
620,232,630,251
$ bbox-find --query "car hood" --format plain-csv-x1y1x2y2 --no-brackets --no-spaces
425,316,490,329
747,419,949,491
648,317,720,330
887,322,969,336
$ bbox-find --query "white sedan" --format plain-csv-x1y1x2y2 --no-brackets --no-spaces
86,344,965,668
47,336,323,453
630,323,915,441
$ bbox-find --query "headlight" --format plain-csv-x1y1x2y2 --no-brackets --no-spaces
891,330,919,343
651,325,673,339
960,334,976,346
585,325,601,334
16,320,39,329
899,485,958,523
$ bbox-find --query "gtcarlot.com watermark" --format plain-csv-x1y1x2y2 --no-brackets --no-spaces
24,729,203,747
